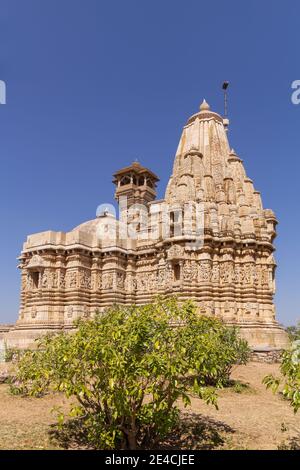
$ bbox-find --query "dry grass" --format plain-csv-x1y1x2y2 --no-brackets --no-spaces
0,362,299,450
0,383,70,449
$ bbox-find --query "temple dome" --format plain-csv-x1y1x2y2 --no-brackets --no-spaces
72,218,102,234
72,213,118,235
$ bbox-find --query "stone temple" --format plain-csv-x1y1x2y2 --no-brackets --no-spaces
4,99,288,353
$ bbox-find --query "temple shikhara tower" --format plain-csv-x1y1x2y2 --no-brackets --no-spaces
5,99,288,353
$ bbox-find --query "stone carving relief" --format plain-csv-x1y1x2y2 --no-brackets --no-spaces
243,264,252,284
167,244,185,260
252,265,258,286
83,305,90,318
136,276,148,291
26,273,33,290
135,270,158,291
41,270,59,289
41,271,48,289
91,272,102,291
27,254,45,270
183,261,198,281
166,263,174,284
67,306,73,318
79,270,91,289
124,275,135,292
116,272,125,288
102,272,114,290
212,164,223,186
59,271,66,289
198,261,211,282
211,264,219,283
31,306,37,319
221,215,234,233
204,176,215,202
233,265,240,284
67,271,78,289
224,179,236,204
157,269,166,288
261,266,269,287
51,271,58,289
202,300,214,315
21,275,26,291
220,262,234,284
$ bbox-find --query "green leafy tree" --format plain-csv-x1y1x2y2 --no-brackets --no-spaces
11,298,249,449
286,321,300,342
263,340,300,413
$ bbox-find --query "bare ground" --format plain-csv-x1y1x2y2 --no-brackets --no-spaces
0,362,299,450
175,362,300,450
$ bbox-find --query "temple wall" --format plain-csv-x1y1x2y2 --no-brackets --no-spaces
10,238,289,352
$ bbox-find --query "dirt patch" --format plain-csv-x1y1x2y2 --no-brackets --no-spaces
0,362,299,449
0,384,70,449
178,362,300,450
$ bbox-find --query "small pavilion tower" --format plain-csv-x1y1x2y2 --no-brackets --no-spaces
113,161,159,208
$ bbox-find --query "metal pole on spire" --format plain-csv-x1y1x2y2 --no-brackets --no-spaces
222,81,229,117
222,81,230,132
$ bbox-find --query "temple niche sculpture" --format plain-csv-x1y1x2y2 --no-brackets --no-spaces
5,99,288,354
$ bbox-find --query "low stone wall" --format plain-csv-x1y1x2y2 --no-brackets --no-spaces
250,348,283,363
0,325,14,362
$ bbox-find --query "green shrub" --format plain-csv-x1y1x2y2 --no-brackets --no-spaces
4,346,26,363
11,298,249,449
186,317,250,386
263,340,300,413
232,381,251,394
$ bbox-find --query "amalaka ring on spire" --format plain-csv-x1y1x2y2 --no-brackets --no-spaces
187,98,223,125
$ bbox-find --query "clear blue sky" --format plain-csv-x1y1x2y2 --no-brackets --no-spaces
0,0,299,325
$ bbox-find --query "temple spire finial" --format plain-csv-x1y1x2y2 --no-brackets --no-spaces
199,99,210,112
